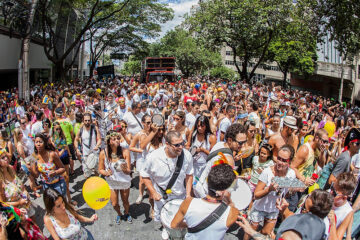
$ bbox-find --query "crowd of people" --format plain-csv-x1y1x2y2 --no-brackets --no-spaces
0,76,359,240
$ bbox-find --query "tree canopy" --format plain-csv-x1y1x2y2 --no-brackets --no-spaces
146,28,223,77
186,0,294,82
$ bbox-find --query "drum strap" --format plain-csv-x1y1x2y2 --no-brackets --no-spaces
206,148,233,162
158,150,184,200
131,112,143,129
187,201,228,233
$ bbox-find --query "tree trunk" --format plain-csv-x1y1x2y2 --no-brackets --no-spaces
54,61,66,82
19,0,38,102
90,62,96,78
282,69,288,89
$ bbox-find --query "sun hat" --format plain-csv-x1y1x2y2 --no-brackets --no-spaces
283,116,298,129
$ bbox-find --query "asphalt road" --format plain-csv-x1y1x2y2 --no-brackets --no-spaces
31,161,244,240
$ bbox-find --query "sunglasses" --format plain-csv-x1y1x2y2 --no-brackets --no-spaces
55,128,61,131
20,122,26,125
144,121,151,125
320,138,330,144
235,139,247,147
277,156,291,163
169,141,185,148
248,130,256,134
353,142,360,146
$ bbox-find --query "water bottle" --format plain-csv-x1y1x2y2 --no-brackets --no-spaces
308,173,320,194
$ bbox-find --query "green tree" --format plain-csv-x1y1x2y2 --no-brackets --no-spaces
87,0,173,77
316,0,360,102
186,0,293,83
151,28,222,77
209,66,237,80
267,5,317,88
37,0,172,81
121,55,141,76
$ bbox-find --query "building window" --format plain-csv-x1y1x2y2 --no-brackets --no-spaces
225,60,234,65
226,51,233,56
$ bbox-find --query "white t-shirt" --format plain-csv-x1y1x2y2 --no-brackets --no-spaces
16,106,25,118
248,111,260,128
140,146,193,197
133,93,140,103
351,150,360,169
115,106,127,120
123,111,143,136
153,94,168,108
252,167,296,213
185,112,197,130
31,121,43,136
217,117,231,141
323,201,353,239
194,142,233,198
21,126,34,155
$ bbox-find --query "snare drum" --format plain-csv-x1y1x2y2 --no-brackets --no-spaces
229,179,252,210
160,199,187,240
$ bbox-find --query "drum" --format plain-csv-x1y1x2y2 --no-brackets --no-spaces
152,114,165,127
160,199,187,240
229,179,252,210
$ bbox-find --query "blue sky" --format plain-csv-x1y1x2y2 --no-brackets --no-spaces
157,0,198,39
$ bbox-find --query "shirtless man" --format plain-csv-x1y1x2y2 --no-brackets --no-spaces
268,116,299,160
291,129,328,186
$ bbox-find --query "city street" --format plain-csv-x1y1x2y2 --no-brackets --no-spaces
32,161,243,240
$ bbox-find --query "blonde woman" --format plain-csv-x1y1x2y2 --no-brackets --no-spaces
13,128,40,198
0,149,36,221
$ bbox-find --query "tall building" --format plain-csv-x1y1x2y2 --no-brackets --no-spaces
221,38,360,102
220,45,288,84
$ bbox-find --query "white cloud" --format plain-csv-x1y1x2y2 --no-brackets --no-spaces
150,0,198,41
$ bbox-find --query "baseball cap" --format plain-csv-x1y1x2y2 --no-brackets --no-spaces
276,213,325,240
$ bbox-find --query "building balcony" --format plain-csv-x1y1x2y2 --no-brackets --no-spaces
314,61,354,82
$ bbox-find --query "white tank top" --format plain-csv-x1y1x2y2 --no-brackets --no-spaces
80,127,97,156
184,198,230,240
104,151,131,184
192,134,210,178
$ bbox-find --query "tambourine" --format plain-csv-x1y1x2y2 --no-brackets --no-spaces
152,114,165,127
113,159,127,173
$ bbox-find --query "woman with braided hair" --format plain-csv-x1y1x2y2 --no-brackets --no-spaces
98,131,132,225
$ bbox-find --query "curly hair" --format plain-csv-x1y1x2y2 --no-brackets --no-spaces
225,123,246,141
208,164,236,197
308,189,333,218
34,133,55,153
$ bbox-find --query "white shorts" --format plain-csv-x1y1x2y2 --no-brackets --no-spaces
248,208,278,223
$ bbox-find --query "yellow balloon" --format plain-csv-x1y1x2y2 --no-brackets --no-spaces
304,135,314,143
82,177,110,210
96,88,102,94
324,121,336,137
